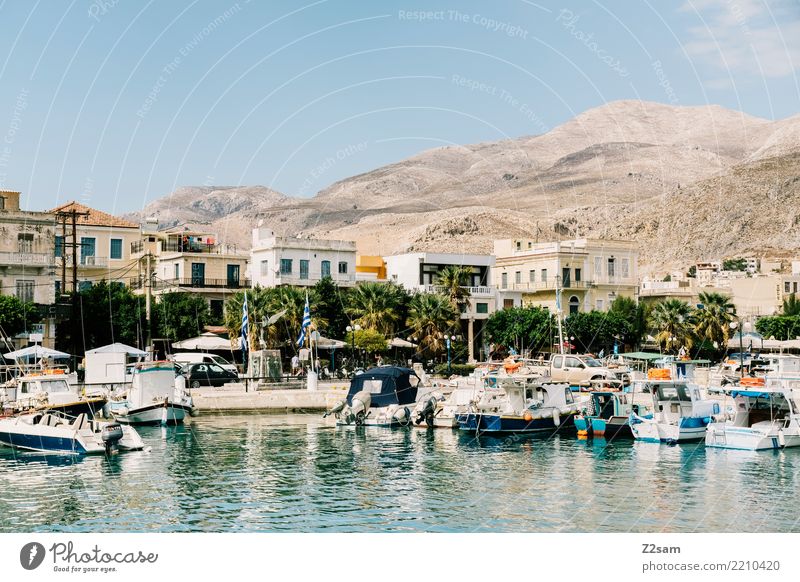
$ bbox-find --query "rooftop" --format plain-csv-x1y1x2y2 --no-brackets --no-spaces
49,201,139,229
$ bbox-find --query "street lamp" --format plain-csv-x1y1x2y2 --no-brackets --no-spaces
569,336,575,354
346,324,361,367
729,320,745,378
447,335,456,375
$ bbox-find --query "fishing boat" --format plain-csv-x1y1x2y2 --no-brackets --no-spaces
0,370,106,418
325,366,421,427
0,411,146,454
575,390,642,440
706,356,800,450
630,369,718,443
456,375,580,435
413,371,493,428
107,361,196,425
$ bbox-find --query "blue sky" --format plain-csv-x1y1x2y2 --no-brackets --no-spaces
0,0,798,214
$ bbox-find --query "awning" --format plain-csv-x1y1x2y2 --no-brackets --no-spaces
388,337,417,349
85,343,147,356
621,352,663,361
3,345,70,360
172,332,237,351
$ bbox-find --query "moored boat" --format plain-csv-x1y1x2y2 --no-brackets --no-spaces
107,361,196,425
1,370,106,418
575,390,642,440
0,411,146,454
326,366,421,427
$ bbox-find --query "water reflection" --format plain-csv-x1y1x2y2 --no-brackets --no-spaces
1,414,799,532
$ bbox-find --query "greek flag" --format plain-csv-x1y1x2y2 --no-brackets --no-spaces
241,293,249,353
555,286,562,313
296,293,311,347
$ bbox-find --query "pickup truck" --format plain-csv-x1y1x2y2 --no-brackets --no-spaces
549,354,627,389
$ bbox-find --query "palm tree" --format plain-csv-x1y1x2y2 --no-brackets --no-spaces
406,293,459,356
783,293,800,316
223,287,272,349
694,291,735,353
435,265,473,313
649,299,695,354
346,282,406,335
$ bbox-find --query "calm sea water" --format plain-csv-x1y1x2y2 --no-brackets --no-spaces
1,413,799,533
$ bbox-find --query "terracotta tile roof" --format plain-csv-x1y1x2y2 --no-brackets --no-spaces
48,201,139,229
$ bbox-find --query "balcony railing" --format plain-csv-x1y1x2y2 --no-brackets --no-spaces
130,240,241,256
79,256,108,267
276,273,356,285
500,280,593,292
0,251,54,266
424,285,495,296
129,277,250,290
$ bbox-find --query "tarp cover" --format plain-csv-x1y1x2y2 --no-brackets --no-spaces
347,366,419,407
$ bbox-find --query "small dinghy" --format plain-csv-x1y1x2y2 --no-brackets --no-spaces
0,411,146,455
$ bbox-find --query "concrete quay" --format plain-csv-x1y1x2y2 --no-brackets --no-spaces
190,381,350,413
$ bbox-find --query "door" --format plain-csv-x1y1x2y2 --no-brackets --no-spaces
227,264,240,287
565,356,586,384
191,263,205,286
208,364,227,386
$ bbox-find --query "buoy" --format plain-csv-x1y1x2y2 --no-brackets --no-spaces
523,411,533,422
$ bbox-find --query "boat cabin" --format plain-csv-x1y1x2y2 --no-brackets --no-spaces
647,380,718,422
346,367,421,407
494,376,574,414
13,373,78,406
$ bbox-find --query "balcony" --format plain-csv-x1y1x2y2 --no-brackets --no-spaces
424,285,495,297
79,256,108,268
129,277,251,291
276,273,356,286
0,251,54,266
500,280,593,292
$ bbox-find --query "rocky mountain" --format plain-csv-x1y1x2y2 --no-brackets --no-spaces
127,100,800,270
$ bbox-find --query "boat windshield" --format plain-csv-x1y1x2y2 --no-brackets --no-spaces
584,359,603,367
655,384,689,401
43,380,71,393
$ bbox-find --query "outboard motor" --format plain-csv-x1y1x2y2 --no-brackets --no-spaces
323,398,347,419
101,423,124,453
415,396,438,427
346,390,371,425
392,406,411,426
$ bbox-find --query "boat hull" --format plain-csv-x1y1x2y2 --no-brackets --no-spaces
456,412,576,434
705,423,800,450
632,420,707,443
112,402,190,425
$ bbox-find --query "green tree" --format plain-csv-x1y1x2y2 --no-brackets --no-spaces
723,258,748,272
0,295,40,337
755,316,800,341
694,291,735,356
686,265,697,278
313,276,351,339
485,306,554,353
649,299,695,354
345,328,388,354
609,296,648,350
435,265,473,312
406,292,459,357
782,293,800,316
564,310,630,354
56,281,147,352
347,281,407,336
154,292,210,341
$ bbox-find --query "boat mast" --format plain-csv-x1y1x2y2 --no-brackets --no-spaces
556,275,565,355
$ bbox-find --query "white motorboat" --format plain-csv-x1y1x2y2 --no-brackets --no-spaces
326,366,422,427
108,362,196,425
0,411,146,455
706,356,800,450
0,370,106,418
413,371,491,429
630,369,718,443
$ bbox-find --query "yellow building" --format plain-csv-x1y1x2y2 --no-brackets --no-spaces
355,255,387,281
49,201,140,294
493,238,639,313
129,223,249,319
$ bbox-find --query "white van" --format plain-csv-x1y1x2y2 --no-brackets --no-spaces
173,353,239,376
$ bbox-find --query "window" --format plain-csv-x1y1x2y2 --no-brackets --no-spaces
260,260,269,276
80,237,96,265
594,256,602,278
515,271,521,284
55,280,61,296
516,241,521,251
109,238,122,260
620,258,629,279
280,259,293,275
552,355,563,368
541,268,547,283
476,302,488,314
786,282,792,293
321,260,331,277
575,268,581,282
607,258,616,279
569,295,580,314
596,299,604,310
503,299,514,309
562,267,571,288
795,282,799,294
79,281,92,292
0,196,4,209
529,270,536,283
174,263,180,279
300,260,309,280
55,235,64,258
17,233,33,253
565,357,582,368
501,272,508,288
338,261,348,274
16,280,34,303
227,264,240,286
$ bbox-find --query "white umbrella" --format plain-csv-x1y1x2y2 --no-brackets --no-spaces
388,337,417,348
3,345,70,360
172,332,237,351
313,335,347,349
85,342,147,356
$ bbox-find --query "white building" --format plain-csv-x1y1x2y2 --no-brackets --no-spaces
384,251,510,362
249,227,357,288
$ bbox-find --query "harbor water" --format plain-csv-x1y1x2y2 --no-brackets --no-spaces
1,413,799,533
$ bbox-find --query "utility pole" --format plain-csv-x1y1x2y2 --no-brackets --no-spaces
145,252,152,357
55,207,89,363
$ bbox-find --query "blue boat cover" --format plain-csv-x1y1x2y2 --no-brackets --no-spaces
346,367,420,407
731,390,771,399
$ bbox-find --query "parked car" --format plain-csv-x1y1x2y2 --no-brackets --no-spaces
173,352,238,375
183,363,238,388
549,354,624,389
